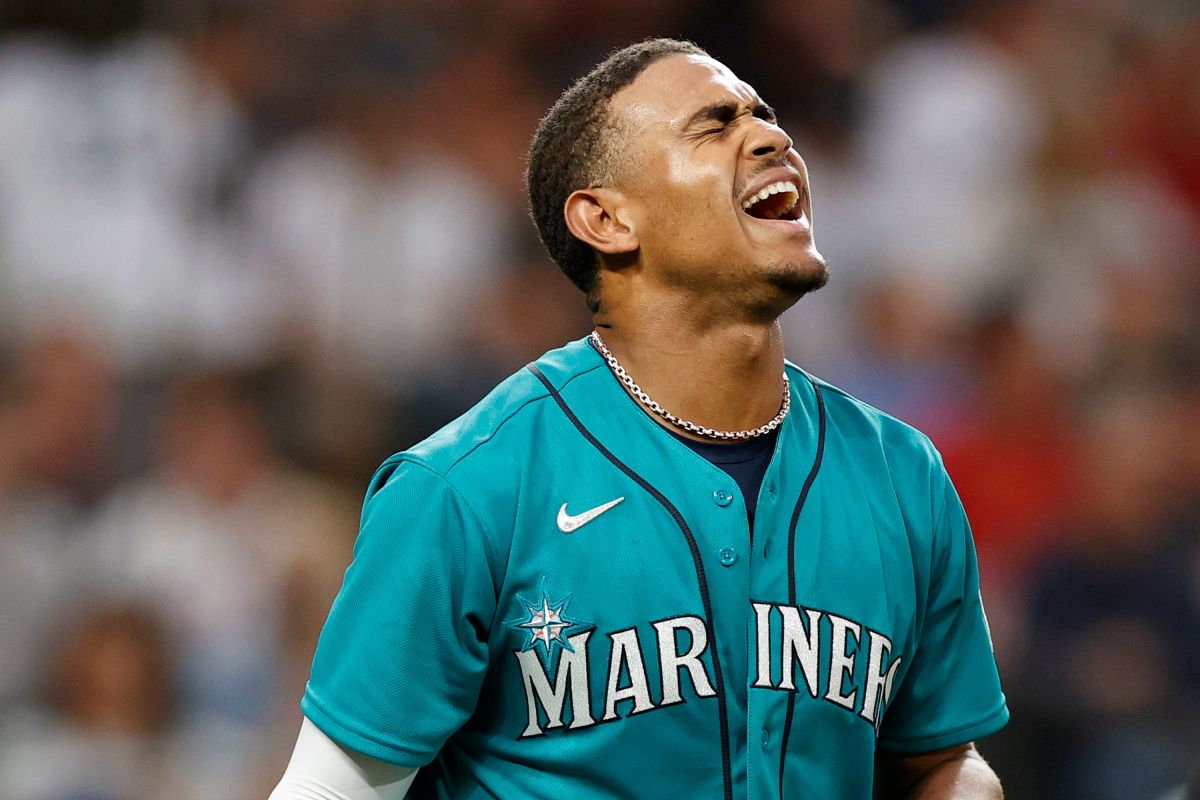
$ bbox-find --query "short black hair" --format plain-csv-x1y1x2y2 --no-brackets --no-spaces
526,38,707,309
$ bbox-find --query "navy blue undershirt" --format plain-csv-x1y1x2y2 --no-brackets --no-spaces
669,427,778,530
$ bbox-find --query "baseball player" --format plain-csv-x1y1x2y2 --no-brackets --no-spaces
270,38,1007,799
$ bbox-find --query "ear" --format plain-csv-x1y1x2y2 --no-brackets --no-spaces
563,188,639,256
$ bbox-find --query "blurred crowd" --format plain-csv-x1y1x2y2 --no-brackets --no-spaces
0,0,1197,798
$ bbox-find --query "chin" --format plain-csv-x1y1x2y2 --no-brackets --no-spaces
738,255,828,322
766,253,829,297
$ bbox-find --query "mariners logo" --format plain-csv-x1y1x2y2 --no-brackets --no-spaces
504,582,593,664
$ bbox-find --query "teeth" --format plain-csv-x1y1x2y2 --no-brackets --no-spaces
741,180,799,209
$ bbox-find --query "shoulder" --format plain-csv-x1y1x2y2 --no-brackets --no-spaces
789,364,943,472
372,337,603,493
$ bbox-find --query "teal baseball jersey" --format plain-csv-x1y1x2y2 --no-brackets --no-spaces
301,336,1008,799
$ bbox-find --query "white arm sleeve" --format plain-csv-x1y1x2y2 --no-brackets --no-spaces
268,717,419,800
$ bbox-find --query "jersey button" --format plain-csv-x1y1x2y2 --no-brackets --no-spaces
713,489,734,507
719,547,737,566
761,728,770,749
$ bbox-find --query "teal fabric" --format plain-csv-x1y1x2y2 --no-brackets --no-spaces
302,337,1008,799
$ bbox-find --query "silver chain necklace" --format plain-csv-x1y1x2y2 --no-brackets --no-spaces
590,329,790,441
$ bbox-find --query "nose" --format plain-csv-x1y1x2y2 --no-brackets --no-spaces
743,118,793,160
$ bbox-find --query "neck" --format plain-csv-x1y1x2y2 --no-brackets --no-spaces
594,303,787,439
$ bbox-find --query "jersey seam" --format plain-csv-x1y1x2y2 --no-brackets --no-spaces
921,449,953,645
440,361,606,475
930,449,950,539
387,456,506,605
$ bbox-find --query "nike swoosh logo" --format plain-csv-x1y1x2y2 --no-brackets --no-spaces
557,497,624,533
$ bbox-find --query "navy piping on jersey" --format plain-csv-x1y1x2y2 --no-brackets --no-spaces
778,379,827,800
527,363,734,800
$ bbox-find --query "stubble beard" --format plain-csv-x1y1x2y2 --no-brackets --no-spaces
767,255,829,297
656,250,831,323
743,253,829,322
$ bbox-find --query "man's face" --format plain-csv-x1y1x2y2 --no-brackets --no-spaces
606,54,826,307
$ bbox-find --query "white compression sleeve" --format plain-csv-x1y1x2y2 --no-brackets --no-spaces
268,717,418,800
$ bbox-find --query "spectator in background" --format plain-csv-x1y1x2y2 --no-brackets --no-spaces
80,368,355,763
0,2,281,369
941,306,1079,587
938,305,1080,672
0,330,116,715
241,32,509,392
1100,4,1200,220
831,277,977,438
1018,386,1200,800
0,606,178,800
850,0,1043,328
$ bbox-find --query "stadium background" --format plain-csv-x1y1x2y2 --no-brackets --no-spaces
0,0,1197,797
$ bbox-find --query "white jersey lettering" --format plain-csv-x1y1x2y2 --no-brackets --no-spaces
824,614,861,711
779,605,822,696
653,616,716,705
603,627,656,720
860,629,903,728
516,630,595,737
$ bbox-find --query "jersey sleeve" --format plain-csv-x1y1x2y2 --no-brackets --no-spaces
876,455,1009,752
301,457,498,767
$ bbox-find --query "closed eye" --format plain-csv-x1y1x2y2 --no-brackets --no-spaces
753,103,777,123
684,99,777,140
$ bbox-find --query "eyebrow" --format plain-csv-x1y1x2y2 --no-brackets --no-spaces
683,99,775,130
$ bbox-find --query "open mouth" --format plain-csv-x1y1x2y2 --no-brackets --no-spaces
741,180,803,222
